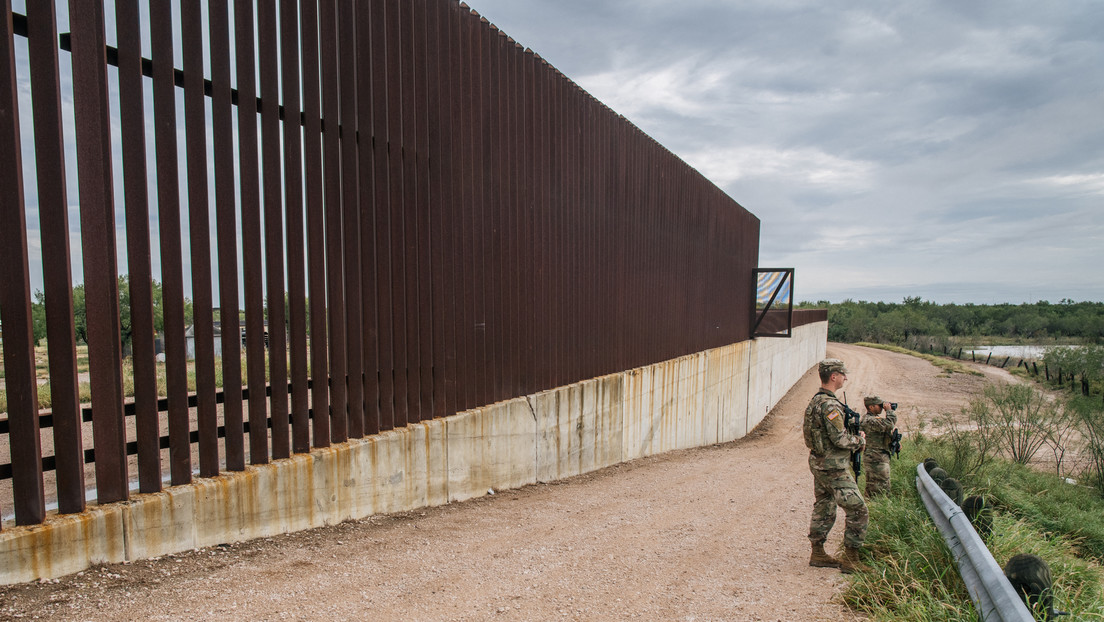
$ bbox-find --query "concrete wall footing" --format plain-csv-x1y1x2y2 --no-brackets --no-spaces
0,322,827,585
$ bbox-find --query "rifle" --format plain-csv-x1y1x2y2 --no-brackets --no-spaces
889,428,903,459
840,393,863,476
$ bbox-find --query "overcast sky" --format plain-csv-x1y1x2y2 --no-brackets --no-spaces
469,0,1104,305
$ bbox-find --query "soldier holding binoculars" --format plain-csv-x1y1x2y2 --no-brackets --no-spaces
860,397,899,498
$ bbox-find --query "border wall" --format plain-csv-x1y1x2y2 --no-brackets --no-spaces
2,0,760,528
0,321,825,585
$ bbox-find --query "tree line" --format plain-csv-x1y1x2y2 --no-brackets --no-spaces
28,277,304,349
798,297,1104,345
30,276,193,348
27,289,1104,350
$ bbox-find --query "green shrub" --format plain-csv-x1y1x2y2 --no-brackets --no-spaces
1069,395,1104,498
983,384,1053,465
845,440,1104,620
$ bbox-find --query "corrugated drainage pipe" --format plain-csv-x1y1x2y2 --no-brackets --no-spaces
915,463,1035,622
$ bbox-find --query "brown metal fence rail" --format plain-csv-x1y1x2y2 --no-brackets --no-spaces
0,0,762,529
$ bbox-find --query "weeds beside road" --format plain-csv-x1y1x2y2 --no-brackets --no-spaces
846,439,1104,620
844,341,1104,621
3,342,1103,620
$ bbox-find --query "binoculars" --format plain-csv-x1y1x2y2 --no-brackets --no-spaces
889,402,898,410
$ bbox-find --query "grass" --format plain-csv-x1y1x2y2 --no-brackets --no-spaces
968,462,1104,561
855,342,984,377
843,439,1104,620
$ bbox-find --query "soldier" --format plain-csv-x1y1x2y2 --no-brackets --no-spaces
803,358,869,573
860,396,898,498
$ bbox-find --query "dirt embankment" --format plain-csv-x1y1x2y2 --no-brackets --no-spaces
0,343,1009,621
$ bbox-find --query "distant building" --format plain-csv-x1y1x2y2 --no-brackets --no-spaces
184,320,257,360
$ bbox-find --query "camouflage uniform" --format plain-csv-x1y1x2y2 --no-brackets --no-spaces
804,387,868,549
860,396,898,498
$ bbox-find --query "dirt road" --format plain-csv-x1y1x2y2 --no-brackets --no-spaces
0,343,1007,621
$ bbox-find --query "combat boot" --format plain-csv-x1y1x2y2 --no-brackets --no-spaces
838,546,870,574
809,542,841,568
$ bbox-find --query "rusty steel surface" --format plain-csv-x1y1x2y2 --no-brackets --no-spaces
794,309,829,327
415,0,435,421
319,0,347,444
426,0,448,420
1,0,45,527
301,0,331,449
234,0,269,466
69,0,128,504
116,0,162,493
399,0,421,422
356,0,380,436
182,0,219,478
150,0,191,486
259,0,290,460
209,0,246,471
27,0,84,514
281,0,311,454
370,0,395,432
338,0,363,440
1,0,765,526
386,0,410,427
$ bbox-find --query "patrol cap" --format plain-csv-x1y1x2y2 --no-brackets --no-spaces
864,395,887,407
819,358,848,376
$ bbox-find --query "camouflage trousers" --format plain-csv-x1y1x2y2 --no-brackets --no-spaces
808,466,868,549
864,453,892,498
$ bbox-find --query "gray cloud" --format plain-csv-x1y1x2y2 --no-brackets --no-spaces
475,0,1104,304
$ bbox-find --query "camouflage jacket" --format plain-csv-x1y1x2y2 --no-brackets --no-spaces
803,388,865,471
861,409,898,456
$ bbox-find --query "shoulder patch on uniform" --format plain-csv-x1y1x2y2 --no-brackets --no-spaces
826,411,840,421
